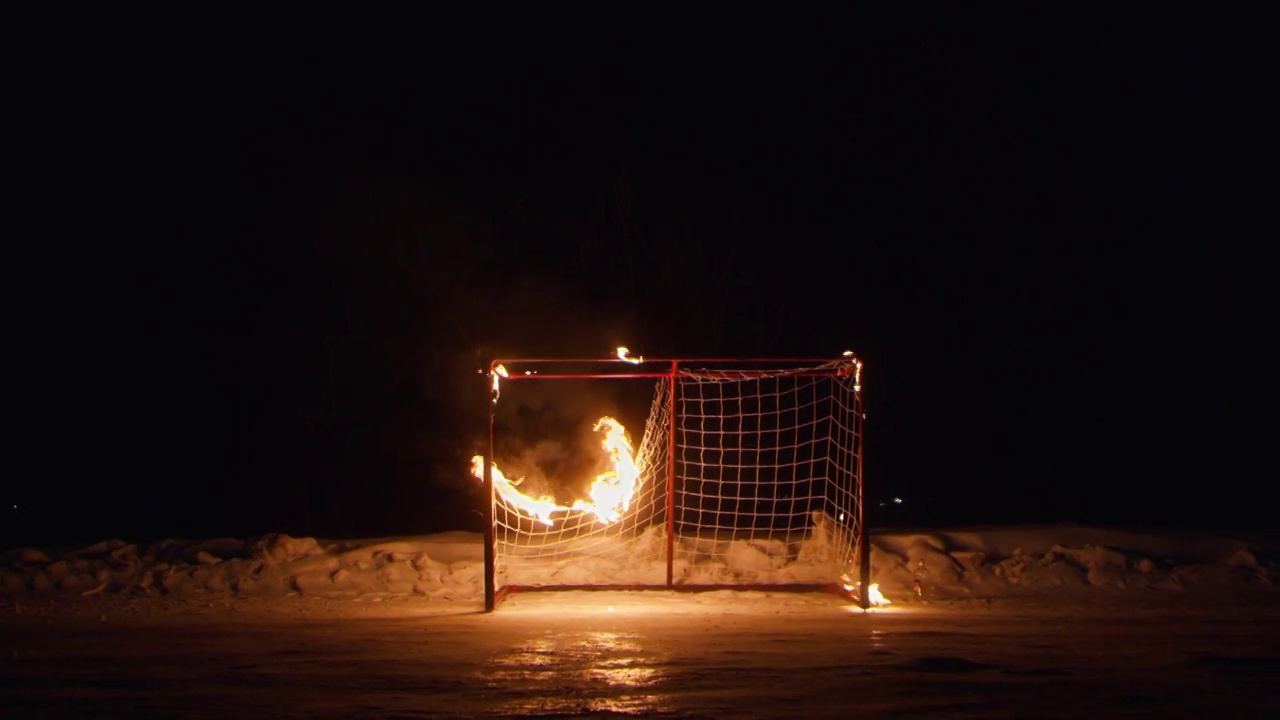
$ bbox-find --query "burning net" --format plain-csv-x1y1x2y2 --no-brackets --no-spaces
469,417,644,527
478,361,864,592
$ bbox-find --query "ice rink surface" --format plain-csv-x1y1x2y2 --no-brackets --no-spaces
3,590,1278,718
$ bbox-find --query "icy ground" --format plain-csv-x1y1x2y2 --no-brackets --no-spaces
3,591,1279,718
2,525,1278,717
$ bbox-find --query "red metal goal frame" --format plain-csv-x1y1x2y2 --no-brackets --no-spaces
481,354,869,611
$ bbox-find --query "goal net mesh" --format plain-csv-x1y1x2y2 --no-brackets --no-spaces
488,360,862,592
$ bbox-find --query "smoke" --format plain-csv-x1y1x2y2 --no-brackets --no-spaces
490,378,636,503
434,278,649,498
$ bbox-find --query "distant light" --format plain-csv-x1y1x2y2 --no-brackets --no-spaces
838,512,845,521
878,502,886,507
893,497,902,504
842,350,853,357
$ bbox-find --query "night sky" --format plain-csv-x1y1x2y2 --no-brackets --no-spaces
7,8,1268,548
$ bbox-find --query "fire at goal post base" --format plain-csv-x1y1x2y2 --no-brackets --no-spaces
479,354,874,611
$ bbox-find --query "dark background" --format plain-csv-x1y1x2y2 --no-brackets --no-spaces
6,7,1269,547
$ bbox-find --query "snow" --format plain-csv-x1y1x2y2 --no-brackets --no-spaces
2,524,1278,717
2,524,1275,605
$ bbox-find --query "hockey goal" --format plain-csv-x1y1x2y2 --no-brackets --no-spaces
476,353,869,610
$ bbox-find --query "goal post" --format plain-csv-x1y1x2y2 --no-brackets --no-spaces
479,354,869,610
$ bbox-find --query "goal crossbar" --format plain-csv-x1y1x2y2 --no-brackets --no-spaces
481,355,869,611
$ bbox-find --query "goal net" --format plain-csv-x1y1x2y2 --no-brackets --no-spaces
476,356,866,609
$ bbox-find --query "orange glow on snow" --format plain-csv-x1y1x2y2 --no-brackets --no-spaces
471,416,643,526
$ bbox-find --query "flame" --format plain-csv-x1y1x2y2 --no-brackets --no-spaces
470,456,567,525
571,417,642,523
866,582,889,606
616,346,643,364
842,576,890,606
470,416,643,526
489,363,509,400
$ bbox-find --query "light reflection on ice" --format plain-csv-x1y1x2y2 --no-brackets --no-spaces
481,629,669,714
870,629,887,652
590,662,662,687
488,637,559,679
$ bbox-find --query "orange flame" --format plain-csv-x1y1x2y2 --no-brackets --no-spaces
571,417,642,523
470,416,643,526
842,575,891,606
470,456,566,525
490,363,509,397
866,583,889,606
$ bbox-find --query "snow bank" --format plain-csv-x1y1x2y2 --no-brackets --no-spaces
495,524,840,588
870,525,1278,600
0,525,1274,604
0,532,485,603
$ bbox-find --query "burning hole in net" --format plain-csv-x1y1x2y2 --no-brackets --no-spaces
471,416,643,528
